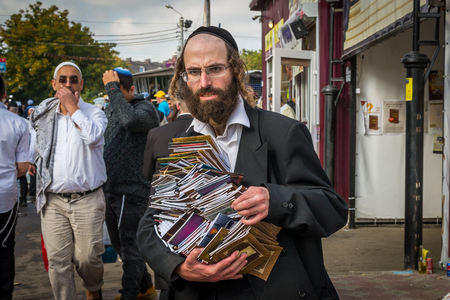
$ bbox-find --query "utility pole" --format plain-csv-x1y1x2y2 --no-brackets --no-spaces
180,16,184,51
165,5,185,52
204,0,210,26
401,0,429,270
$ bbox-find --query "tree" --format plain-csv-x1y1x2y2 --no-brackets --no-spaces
240,49,262,71
0,2,127,104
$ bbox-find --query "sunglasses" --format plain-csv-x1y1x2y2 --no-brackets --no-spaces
58,75,79,85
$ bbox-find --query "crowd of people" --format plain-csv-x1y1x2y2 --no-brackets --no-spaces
0,26,348,300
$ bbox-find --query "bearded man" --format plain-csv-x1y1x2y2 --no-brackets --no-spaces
31,62,107,300
137,27,348,300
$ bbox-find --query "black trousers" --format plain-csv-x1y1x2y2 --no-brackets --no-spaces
28,174,36,197
104,193,153,300
0,203,18,300
18,176,27,203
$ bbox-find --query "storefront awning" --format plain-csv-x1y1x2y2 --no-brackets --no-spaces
343,0,430,59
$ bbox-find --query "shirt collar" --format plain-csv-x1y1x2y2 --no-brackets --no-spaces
0,102,6,110
189,95,250,136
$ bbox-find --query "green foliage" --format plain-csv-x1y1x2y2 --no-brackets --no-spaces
240,49,262,71
0,2,127,104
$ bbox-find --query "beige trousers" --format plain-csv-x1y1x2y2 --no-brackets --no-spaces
41,188,105,300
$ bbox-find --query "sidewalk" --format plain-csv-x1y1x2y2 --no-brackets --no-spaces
323,225,450,300
12,203,450,299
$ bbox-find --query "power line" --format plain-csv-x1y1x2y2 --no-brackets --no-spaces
95,28,177,37
114,38,179,47
13,48,116,61
5,39,112,47
5,36,179,47
0,28,179,42
73,20,174,25
113,37,179,46
97,32,179,42
0,15,174,25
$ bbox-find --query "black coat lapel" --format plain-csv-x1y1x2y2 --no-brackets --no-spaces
235,102,268,187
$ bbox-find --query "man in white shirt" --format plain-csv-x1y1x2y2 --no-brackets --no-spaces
0,75,30,300
30,62,107,300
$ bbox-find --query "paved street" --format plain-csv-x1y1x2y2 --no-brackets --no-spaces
11,202,450,300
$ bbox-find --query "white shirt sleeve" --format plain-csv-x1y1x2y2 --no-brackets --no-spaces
16,120,30,163
70,106,108,146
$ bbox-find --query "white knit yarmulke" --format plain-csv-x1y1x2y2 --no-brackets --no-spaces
53,62,82,79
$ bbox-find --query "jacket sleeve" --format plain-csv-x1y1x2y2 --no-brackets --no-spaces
105,82,159,132
263,121,348,238
143,129,156,181
137,207,189,291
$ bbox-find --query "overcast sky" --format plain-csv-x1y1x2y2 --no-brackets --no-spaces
0,0,262,62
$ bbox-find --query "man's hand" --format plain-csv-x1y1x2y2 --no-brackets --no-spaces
231,186,270,225
16,162,30,177
55,88,79,116
102,70,120,86
28,164,36,176
174,248,248,282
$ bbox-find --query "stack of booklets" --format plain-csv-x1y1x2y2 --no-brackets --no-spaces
150,136,283,280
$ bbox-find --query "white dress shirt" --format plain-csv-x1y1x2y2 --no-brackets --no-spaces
189,96,250,172
47,98,107,193
0,103,30,213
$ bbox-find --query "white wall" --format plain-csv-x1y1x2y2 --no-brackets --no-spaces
355,18,444,220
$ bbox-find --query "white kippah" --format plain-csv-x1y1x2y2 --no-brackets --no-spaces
53,62,82,79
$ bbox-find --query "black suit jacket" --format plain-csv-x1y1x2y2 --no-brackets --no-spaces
142,114,193,180
137,102,348,300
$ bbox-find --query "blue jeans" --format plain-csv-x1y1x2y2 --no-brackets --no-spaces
0,204,17,300
105,193,153,300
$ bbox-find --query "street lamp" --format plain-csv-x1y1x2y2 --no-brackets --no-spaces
166,4,184,52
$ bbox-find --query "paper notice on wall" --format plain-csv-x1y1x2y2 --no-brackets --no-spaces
361,100,382,135
429,101,443,132
383,101,406,134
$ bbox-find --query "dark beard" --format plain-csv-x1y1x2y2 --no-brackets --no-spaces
180,81,239,126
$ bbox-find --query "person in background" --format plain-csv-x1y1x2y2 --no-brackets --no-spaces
0,75,30,300
166,96,179,123
280,98,296,120
7,100,29,207
143,96,192,181
7,101,19,114
155,91,170,118
102,67,159,300
30,61,107,300
23,99,34,118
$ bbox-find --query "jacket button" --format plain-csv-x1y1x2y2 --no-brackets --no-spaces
282,202,288,208
280,249,286,256
298,290,306,298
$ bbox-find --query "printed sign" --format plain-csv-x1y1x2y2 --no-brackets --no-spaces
405,78,413,101
0,58,6,73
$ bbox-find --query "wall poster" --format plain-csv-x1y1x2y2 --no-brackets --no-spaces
383,101,406,134
429,100,443,132
361,100,382,135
